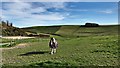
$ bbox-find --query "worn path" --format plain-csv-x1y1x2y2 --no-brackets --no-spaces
0,43,29,50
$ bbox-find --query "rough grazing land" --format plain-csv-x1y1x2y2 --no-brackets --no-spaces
1,25,119,67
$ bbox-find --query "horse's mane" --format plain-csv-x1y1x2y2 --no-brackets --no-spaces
53,38,56,43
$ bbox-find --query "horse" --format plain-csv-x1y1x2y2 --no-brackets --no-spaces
49,37,58,54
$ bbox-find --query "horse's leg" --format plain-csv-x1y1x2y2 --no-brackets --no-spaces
53,49,56,53
51,48,54,54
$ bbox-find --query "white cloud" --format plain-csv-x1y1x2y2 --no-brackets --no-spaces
14,19,46,28
30,13,65,20
42,2,66,9
30,7,46,13
1,1,69,27
99,10,113,14
65,8,88,12
4,2,31,10
2,2,68,21
2,2,32,19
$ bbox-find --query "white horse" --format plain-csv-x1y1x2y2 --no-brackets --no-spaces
49,37,58,54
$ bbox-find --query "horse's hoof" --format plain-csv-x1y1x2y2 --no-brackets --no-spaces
51,53,53,55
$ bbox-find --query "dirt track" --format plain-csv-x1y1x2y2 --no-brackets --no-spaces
0,43,28,50
1,36,34,50
2,36,35,39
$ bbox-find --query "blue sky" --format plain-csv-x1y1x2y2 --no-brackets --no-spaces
1,2,118,27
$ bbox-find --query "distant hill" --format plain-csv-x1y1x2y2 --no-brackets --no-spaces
1,20,118,37
1,21,27,36
22,25,118,38
55,25,80,37
22,26,61,34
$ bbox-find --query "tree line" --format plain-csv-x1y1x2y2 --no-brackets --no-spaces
2,20,13,27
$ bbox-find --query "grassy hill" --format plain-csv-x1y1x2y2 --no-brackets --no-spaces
1,25,119,67
22,25,118,37
22,26,61,34
55,25,80,37
2,22,118,37
1,21,27,36
73,25,118,37
0,23,2,35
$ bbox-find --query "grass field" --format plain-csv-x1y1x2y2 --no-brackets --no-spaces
22,26,61,34
1,25,119,67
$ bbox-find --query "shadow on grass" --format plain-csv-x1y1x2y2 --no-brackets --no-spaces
19,51,49,56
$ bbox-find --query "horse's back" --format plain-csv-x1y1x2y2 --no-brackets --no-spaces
49,40,58,48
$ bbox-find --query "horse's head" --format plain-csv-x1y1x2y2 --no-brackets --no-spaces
50,37,56,42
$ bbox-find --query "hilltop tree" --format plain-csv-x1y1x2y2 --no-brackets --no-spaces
2,21,6,26
10,23,13,27
84,23,99,27
6,20,9,26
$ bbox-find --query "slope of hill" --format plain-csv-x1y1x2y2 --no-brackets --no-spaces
22,26,61,34
22,25,118,38
1,21,27,36
0,23,2,36
2,24,119,67
55,25,80,37
73,25,118,37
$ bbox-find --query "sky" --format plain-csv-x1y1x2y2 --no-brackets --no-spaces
0,2,118,28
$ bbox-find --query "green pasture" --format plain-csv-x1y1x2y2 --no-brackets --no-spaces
1,25,119,67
